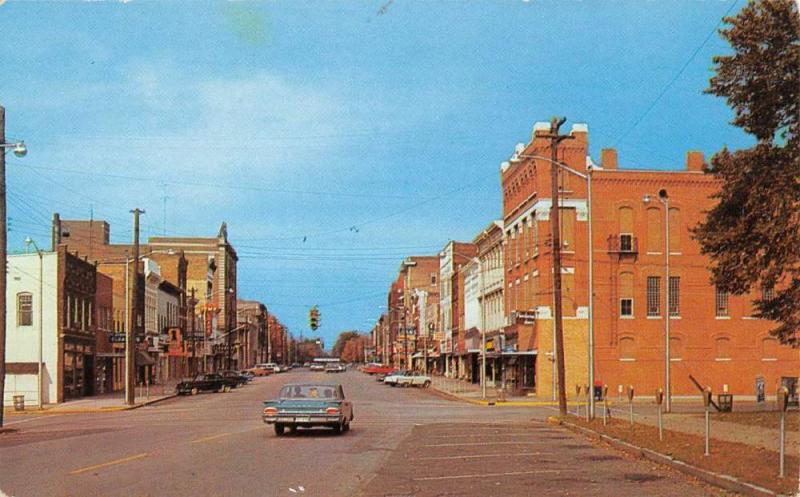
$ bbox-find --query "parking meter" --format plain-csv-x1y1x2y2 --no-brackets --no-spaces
602,384,609,400
778,386,789,412
655,388,664,441
627,385,635,426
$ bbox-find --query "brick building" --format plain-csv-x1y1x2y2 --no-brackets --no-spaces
502,121,800,399
438,241,477,377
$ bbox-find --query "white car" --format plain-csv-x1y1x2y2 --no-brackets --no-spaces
384,371,431,388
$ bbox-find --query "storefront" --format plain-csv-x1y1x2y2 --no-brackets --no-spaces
63,339,95,400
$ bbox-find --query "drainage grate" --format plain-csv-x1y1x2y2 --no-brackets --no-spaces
624,473,662,483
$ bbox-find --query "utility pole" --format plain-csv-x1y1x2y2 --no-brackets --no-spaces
0,107,7,427
189,288,197,376
126,208,144,405
547,116,573,416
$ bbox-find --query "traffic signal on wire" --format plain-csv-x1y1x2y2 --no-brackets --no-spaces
309,306,320,331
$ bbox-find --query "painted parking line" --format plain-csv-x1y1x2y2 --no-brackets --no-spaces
69,452,149,475
423,441,541,447
190,432,232,444
412,452,543,461
428,432,540,439
414,469,560,481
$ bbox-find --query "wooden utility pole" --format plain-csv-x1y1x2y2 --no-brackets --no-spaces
0,107,7,427
547,116,574,416
126,208,144,405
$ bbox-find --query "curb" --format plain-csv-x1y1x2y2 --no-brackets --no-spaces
3,394,178,415
560,419,787,497
429,386,589,407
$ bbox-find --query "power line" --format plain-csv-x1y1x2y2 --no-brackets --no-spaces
612,0,740,148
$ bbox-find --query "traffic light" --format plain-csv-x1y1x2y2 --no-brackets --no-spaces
309,306,321,331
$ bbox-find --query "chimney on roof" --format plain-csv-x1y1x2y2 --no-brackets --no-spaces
570,123,588,143
686,151,704,172
601,148,618,170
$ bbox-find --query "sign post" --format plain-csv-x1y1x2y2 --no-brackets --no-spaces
703,386,712,456
778,386,789,478
655,388,664,441
584,384,590,422
602,384,609,426
575,384,582,417
627,385,635,427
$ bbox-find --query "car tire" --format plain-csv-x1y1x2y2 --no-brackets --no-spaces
190,388,199,396
423,380,431,388
274,424,285,436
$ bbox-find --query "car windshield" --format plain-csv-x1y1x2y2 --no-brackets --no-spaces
279,385,341,400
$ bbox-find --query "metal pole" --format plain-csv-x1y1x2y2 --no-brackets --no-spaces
124,256,130,402
479,257,486,400
779,410,785,477
704,404,710,456
664,196,671,412
0,107,7,427
658,403,663,441
37,249,43,408
587,169,595,419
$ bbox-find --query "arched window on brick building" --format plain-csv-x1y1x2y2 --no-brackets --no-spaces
619,336,635,361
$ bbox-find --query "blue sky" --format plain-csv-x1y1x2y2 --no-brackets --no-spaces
0,0,751,348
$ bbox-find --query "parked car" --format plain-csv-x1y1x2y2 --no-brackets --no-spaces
238,370,255,382
394,371,432,388
246,364,273,377
309,363,325,372
221,370,248,387
262,383,354,436
383,370,408,386
176,373,229,395
376,369,400,382
325,363,346,373
363,364,394,375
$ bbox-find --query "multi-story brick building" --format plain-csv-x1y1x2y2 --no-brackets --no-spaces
502,121,800,399
473,220,506,388
397,256,439,369
439,241,477,377
238,299,268,367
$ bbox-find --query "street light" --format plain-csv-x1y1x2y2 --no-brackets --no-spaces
509,151,595,418
0,106,27,428
24,237,44,409
643,188,671,412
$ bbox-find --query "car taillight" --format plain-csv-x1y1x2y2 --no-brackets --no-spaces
326,407,340,415
263,407,278,415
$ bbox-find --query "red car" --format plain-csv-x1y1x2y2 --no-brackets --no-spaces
363,364,394,375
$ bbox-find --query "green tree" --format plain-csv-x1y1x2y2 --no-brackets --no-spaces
695,0,800,345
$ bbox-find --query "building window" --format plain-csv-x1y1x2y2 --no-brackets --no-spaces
619,233,634,252
715,337,731,360
17,293,33,326
647,276,661,317
669,276,680,317
715,287,729,317
620,298,633,317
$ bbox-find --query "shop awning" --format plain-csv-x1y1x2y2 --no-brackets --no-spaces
485,350,538,358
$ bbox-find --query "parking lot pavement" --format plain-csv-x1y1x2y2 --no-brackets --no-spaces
358,422,726,497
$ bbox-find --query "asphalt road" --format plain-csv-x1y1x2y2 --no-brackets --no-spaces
0,370,725,497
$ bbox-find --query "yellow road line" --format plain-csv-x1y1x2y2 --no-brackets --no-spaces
190,432,232,444
69,453,149,475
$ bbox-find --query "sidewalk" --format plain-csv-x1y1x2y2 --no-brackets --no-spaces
431,377,799,454
4,382,179,415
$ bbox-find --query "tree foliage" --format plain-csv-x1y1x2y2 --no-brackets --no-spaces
695,0,800,345
332,331,361,358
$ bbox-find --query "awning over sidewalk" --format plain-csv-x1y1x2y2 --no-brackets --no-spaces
485,350,538,358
